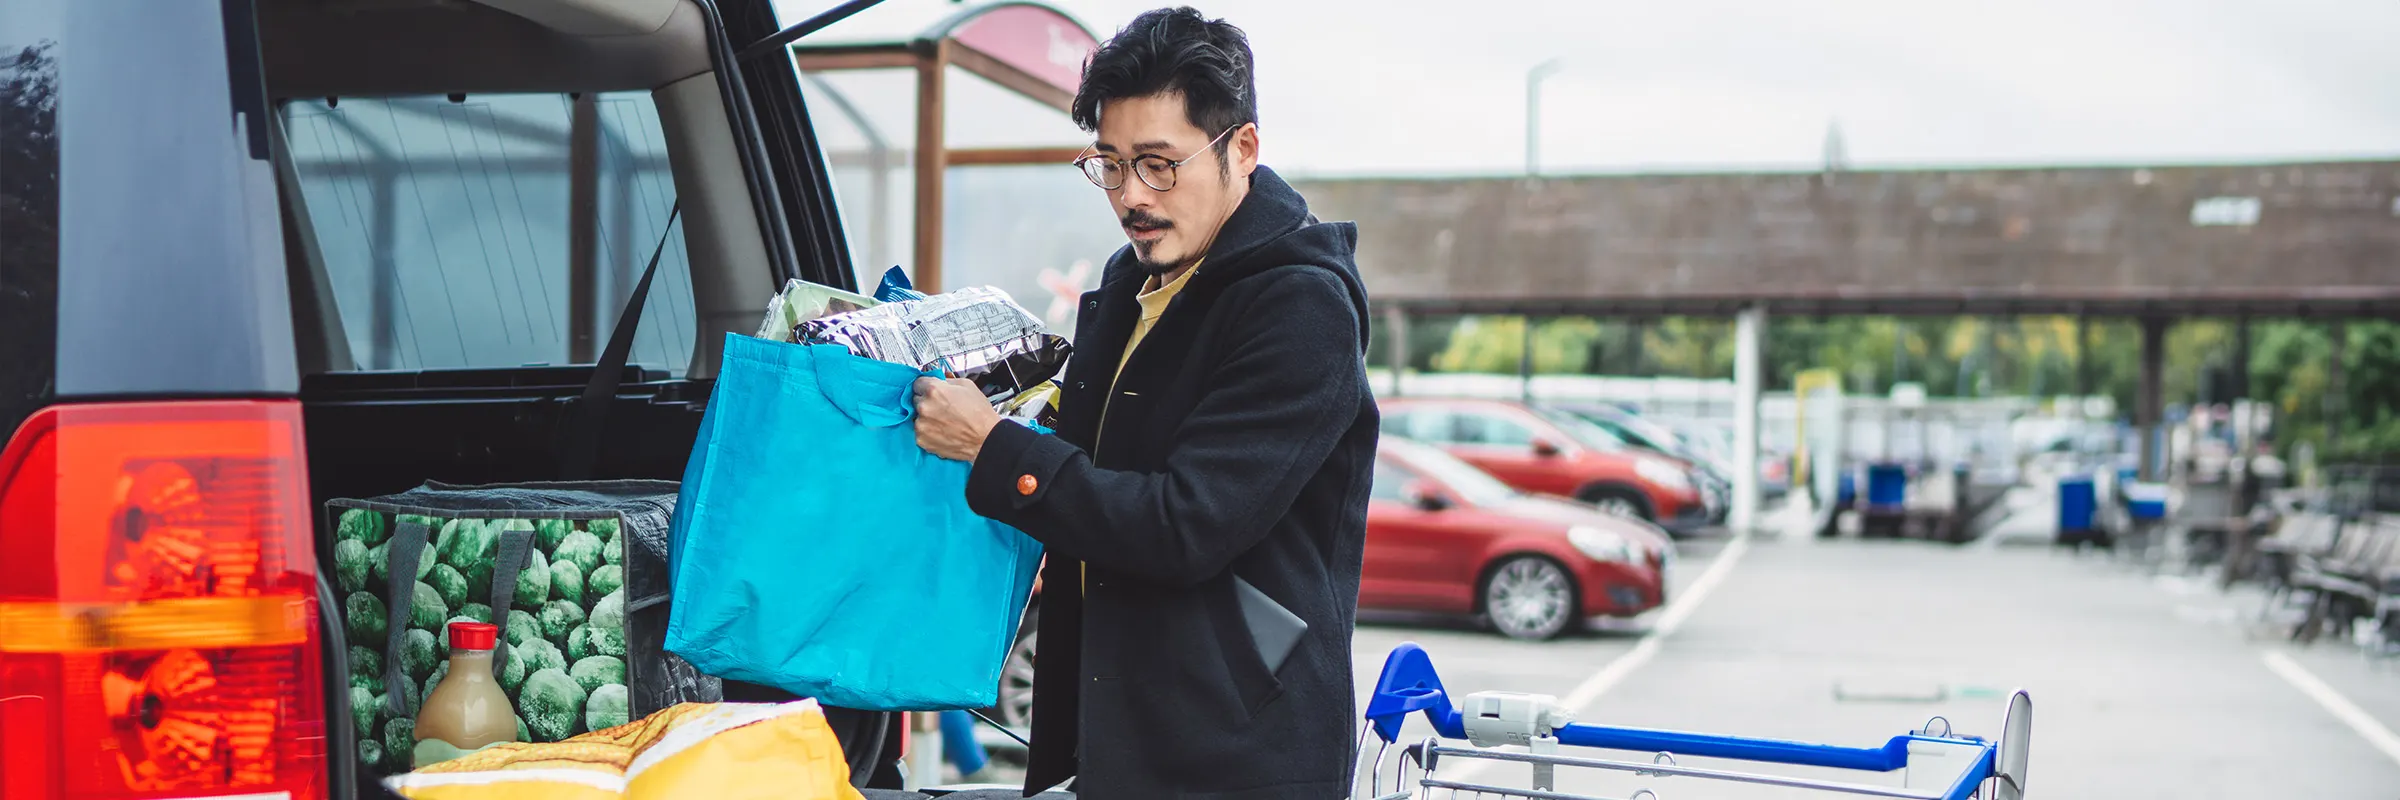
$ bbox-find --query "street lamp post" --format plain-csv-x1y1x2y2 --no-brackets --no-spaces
1526,58,1565,175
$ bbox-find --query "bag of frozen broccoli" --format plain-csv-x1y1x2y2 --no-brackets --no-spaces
322,480,718,792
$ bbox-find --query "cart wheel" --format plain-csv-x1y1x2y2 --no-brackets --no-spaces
1987,689,2032,800
1483,556,1577,641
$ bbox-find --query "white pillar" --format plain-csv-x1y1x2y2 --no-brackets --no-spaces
1731,305,1767,533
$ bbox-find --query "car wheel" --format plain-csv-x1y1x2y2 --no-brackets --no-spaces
1482,556,1578,641
996,609,1038,729
1581,487,1653,522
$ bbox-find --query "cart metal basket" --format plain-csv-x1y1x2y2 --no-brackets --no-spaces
1354,644,2032,800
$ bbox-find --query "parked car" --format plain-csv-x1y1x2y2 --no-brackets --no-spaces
1367,436,1670,639
1380,397,1722,535
1550,403,1733,508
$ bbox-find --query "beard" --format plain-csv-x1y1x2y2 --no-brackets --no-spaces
1123,209,1191,277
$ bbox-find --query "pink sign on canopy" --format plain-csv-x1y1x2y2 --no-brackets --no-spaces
946,4,1097,97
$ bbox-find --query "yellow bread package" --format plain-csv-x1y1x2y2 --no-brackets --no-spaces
385,700,863,800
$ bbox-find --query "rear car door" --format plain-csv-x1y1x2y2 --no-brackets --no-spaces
4,3,336,799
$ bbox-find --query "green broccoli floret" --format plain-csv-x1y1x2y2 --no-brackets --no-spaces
586,518,620,540
349,673,377,692
401,628,439,683
539,599,585,643
400,674,422,715
441,520,500,596
457,602,493,625
602,531,622,567
535,519,574,554
520,669,588,742
349,686,375,738
349,645,382,679
567,655,625,694
550,559,585,607
589,590,625,631
512,549,551,612
566,624,596,662
553,531,604,580
357,739,385,773
506,609,542,647
424,660,449,700
366,541,390,588
585,684,629,732
334,539,371,595
344,592,386,646
408,581,447,632
397,514,442,533
516,715,531,744
567,624,626,661
338,508,389,547
499,640,531,694
427,564,469,612
516,638,567,676
586,565,623,599
382,717,415,770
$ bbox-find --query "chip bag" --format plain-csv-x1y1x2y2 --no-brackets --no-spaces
383,700,860,800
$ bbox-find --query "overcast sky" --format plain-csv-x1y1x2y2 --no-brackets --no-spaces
788,0,2400,178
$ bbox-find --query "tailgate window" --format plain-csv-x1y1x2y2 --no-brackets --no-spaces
281,91,694,373
0,7,58,434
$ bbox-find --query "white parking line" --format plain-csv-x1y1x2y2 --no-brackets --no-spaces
1443,533,1754,783
2261,651,2400,768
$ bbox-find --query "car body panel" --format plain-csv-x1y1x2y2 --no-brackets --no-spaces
1366,437,1667,619
1382,397,1713,533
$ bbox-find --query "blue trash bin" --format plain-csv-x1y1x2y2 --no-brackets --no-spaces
2057,475,2096,544
1865,463,1908,510
2126,483,2168,521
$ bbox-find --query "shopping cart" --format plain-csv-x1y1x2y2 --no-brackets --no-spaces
1353,643,2032,800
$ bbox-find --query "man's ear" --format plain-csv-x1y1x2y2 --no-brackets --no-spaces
1233,123,1260,178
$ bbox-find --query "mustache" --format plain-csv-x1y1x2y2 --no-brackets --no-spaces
1120,210,1173,231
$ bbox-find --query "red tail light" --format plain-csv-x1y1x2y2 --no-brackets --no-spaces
1,401,325,800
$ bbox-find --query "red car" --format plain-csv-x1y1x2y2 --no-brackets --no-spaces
1367,437,1671,640
1380,397,1720,536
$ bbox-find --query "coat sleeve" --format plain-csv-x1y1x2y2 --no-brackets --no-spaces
964,269,1363,588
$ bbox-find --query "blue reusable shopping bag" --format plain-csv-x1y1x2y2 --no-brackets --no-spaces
667,332,1045,711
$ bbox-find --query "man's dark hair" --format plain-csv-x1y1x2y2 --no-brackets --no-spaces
1071,6,1257,167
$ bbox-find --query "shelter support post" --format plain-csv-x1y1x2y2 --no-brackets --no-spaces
567,92,599,362
2074,314,2092,401
912,40,950,292
2138,317,2168,481
1732,305,1767,533
2232,315,2251,402
2327,320,2347,444
1519,315,1536,402
1385,305,1410,396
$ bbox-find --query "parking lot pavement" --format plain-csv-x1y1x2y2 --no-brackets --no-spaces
1349,533,2400,799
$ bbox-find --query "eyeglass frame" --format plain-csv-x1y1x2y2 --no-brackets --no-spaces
1071,123,1246,193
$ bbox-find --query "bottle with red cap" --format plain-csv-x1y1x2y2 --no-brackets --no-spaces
414,620,520,768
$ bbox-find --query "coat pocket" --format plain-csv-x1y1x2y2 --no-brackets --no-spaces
1204,574,1285,719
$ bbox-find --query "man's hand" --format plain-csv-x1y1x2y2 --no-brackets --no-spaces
914,376,1003,462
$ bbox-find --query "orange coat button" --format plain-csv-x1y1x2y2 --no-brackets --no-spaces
1016,474,1039,496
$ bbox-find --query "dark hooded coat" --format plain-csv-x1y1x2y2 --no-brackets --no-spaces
966,166,1377,799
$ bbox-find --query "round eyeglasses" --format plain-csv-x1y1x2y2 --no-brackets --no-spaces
1073,125,1242,192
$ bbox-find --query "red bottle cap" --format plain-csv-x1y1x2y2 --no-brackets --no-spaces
447,620,499,651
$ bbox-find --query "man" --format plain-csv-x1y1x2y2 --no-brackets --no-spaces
911,6,1377,797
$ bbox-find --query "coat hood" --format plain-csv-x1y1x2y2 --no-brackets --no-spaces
1100,165,1371,349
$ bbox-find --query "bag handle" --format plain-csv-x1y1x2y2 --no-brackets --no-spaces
486,523,537,678
806,344,925,429
380,518,433,717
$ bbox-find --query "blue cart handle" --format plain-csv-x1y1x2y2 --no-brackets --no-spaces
1365,642,1985,774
